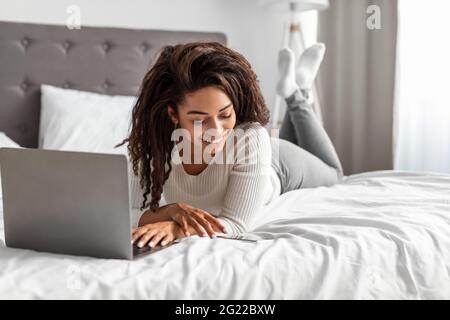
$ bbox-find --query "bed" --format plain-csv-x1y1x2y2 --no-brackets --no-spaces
1,21,449,300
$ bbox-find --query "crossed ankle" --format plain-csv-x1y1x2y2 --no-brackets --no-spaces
286,89,314,107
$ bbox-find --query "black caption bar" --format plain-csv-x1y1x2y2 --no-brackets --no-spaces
0,300,446,319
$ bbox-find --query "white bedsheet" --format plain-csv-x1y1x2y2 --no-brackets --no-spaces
0,170,449,299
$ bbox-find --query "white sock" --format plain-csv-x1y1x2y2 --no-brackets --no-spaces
296,43,326,90
276,48,299,98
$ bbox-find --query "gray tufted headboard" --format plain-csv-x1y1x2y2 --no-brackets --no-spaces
0,21,226,147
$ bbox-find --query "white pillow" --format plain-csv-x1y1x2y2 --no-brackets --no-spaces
39,84,136,154
39,84,151,209
0,132,23,198
0,132,21,148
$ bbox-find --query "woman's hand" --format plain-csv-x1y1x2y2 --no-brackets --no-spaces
132,221,184,248
166,203,227,238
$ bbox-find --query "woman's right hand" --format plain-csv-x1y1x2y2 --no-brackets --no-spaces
165,203,227,238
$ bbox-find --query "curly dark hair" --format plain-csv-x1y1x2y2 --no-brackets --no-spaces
117,41,270,212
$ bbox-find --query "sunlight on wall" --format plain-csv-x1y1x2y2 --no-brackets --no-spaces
299,11,318,47
394,0,450,173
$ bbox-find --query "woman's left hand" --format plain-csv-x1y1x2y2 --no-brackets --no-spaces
132,221,184,248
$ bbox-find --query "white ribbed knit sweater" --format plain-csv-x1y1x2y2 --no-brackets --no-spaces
162,122,281,234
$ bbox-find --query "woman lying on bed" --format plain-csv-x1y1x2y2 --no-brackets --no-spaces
122,41,343,248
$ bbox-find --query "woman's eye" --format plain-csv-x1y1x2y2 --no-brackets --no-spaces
220,114,232,119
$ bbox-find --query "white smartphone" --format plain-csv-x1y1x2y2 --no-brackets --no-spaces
215,233,259,242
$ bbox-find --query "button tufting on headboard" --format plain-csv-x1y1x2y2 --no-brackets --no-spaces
0,21,227,147
61,41,72,53
20,37,30,49
20,82,29,92
139,42,150,54
101,41,111,53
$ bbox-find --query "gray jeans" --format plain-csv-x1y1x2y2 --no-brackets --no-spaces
271,89,344,194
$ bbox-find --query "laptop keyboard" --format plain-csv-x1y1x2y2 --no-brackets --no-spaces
132,243,167,257
216,234,259,242
132,235,258,257
132,243,152,256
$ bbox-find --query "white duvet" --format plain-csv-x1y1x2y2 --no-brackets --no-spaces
0,170,449,299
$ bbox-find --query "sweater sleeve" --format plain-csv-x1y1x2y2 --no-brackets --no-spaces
216,123,273,234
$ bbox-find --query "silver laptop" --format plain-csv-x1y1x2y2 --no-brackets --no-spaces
0,147,173,260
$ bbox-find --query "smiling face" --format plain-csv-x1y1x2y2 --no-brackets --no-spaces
167,86,236,160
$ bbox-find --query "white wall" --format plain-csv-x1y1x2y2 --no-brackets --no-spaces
0,0,317,118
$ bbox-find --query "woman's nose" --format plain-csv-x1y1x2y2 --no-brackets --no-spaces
207,118,224,135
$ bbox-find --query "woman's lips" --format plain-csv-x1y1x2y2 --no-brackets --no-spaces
201,131,229,145
202,135,224,144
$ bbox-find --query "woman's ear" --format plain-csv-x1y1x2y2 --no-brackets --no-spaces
167,105,178,124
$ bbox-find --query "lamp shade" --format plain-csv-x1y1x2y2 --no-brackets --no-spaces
259,0,330,12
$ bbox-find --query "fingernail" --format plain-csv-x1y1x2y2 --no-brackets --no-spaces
149,242,154,247
161,241,167,246
131,240,134,244
185,232,190,236
212,234,217,238
138,242,143,248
